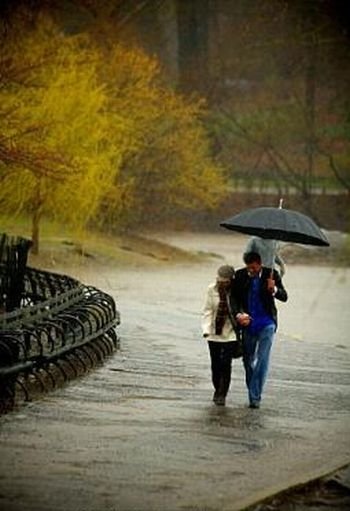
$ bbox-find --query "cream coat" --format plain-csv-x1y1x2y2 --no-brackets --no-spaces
202,283,237,342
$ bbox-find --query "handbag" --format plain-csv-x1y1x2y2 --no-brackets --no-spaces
231,335,243,359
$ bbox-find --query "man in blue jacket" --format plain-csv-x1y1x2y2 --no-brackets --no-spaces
232,251,288,408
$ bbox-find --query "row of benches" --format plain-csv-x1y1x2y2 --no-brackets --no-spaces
0,235,120,412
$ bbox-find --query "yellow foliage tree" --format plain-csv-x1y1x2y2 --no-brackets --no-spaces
0,15,122,253
0,12,227,249
97,44,227,229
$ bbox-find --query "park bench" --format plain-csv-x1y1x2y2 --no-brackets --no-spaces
0,233,120,412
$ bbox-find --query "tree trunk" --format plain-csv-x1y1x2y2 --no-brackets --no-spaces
176,0,209,93
301,7,318,220
31,179,42,255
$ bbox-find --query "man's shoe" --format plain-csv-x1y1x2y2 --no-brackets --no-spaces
215,396,226,406
249,401,260,409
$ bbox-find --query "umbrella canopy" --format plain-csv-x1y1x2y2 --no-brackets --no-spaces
220,206,330,247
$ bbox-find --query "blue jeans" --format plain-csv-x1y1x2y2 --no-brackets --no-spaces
243,324,275,404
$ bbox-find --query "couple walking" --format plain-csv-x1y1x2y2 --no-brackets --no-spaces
202,251,288,408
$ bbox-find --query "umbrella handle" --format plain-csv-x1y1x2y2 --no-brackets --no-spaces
271,238,277,277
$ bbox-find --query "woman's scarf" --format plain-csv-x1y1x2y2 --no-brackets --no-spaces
215,286,229,335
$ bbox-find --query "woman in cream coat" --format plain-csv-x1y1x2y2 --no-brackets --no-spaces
202,265,240,406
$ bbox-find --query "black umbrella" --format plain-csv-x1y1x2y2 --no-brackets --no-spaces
220,205,330,247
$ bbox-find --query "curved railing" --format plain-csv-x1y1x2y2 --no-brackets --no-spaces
0,263,120,412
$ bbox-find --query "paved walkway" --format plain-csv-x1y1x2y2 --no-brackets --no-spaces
0,234,349,511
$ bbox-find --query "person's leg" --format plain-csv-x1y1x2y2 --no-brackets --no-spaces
242,331,258,402
249,324,275,405
208,341,221,398
219,342,234,398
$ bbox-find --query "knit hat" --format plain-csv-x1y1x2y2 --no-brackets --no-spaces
217,265,235,279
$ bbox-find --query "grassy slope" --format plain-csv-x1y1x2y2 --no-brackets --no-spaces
0,215,205,272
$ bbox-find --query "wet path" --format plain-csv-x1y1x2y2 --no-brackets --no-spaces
0,233,349,511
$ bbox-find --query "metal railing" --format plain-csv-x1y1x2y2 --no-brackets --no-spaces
0,261,120,413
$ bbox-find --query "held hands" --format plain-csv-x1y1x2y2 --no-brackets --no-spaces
236,312,251,327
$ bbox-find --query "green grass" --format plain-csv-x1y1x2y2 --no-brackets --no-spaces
0,214,76,240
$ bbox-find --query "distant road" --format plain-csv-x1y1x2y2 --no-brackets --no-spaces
229,184,348,195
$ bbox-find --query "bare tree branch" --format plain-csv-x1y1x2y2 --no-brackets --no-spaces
316,146,350,193
219,107,303,190
0,143,78,181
